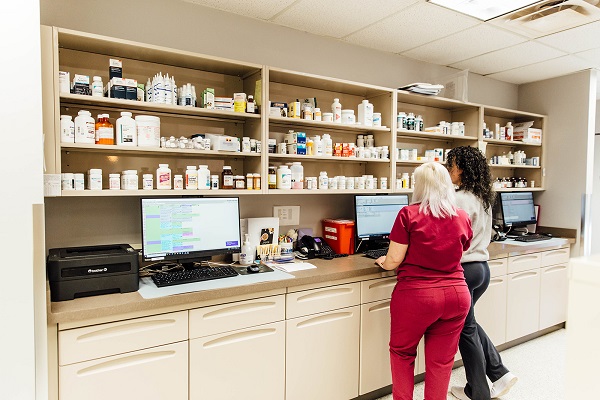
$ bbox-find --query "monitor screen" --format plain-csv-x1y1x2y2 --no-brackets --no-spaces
354,194,410,240
141,197,241,264
498,192,537,228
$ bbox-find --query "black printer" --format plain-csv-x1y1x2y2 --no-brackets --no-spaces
47,244,139,302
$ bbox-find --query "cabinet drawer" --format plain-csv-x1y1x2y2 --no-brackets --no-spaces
59,311,188,366
59,341,188,400
189,295,285,339
286,282,361,319
361,277,397,303
508,252,541,274
542,248,570,267
488,258,508,278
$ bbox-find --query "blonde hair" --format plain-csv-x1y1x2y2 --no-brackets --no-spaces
411,162,458,218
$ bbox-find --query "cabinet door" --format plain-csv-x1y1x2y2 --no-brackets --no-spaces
286,282,360,319
361,277,396,304
539,264,569,329
286,306,360,400
59,341,188,400
506,270,541,341
475,276,508,345
190,321,285,400
360,300,391,395
507,253,541,274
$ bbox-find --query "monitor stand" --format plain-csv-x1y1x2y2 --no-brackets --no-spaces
180,256,212,269
357,238,390,253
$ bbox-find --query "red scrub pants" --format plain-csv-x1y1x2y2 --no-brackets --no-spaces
389,284,470,400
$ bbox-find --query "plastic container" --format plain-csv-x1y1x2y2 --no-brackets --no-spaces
116,112,137,146
73,173,84,190
252,173,261,190
60,115,75,143
88,168,102,190
276,165,291,189
210,175,219,190
234,175,245,189
221,166,234,189
332,98,342,123
185,166,198,190
373,112,382,127
268,166,277,189
156,164,172,190
109,173,120,190
246,173,254,190
322,134,333,156
136,115,161,147
143,174,153,190
121,170,138,190
95,114,114,145
75,110,95,144
322,112,333,122
198,165,210,190
173,174,184,190
318,171,329,189
61,173,74,191
341,109,355,125
291,162,304,189
358,100,373,126
92,76,103,97
321,219,355,255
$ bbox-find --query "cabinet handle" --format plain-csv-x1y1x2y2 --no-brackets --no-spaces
202,328,277,348
488,260,506,267
368,279,396,290
76,319,177,342
545,250,568,257
511,255,539,263
202,301,277,320
77,350,177,376
296,287,354,303
543,265,567,273
489,278,505,285
368,301,391,313
511,271,539,280
296,311,354,329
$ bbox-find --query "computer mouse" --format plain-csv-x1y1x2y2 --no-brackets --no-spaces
247,264,260,273
541,232,553,238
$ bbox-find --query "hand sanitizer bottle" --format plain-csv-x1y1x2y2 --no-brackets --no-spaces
239,234,254,266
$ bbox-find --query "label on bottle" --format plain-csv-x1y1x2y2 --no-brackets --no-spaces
223,175,234,187
120,125,136,143
85,122,95,141
96,126,114,141
158,172,171,188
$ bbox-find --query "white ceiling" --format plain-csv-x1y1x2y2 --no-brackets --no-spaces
183,0,600,88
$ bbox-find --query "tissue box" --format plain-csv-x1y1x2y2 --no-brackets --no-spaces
513,127,542,143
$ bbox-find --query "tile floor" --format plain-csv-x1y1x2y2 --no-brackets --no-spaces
376,328,566,400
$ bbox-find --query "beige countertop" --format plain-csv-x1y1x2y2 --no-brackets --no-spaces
48,237,573,327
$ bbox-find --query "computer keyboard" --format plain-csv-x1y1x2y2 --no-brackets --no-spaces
513,234,552,242
151,266,239,288
364,248,389,259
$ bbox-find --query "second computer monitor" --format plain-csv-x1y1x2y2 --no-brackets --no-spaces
354,194,410,241
497,191,537,230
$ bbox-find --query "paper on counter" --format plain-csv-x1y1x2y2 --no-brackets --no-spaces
265,261,317,273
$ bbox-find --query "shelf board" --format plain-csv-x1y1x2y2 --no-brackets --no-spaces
495,187,544,192
55,189,262,197
397,129,478,141
267,189,391,195
392,189,414,194
489,164,540,169
484,139,541,147
396,90,477,110
269,116,390,133
267,154,389,163
60,94,260,122
61,143,261,158
396,160,445,165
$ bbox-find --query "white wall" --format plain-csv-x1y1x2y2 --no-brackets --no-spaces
519,70,597,257
39,0,518,109
591,102,600,254
0,1,46,399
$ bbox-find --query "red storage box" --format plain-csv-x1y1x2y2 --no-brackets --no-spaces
322,219,355,255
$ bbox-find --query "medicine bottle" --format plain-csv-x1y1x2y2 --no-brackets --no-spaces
406,113,415,131
75,110,95,144
234,175,245,189
246,173,254,190
415,115,423,132
143,174,153,190
116,112,137,146
242,137,251,152
198,165,211,189
185,166,198,190
291,162,304,189
121,170,138,190
318,171,329,189
252,173,261,190
61,173,74,191
73,173,85,190
246,95,255,113
88,168,102,190
156,164,172,190
95,114,114,145
92,76,103,97
332,98,342,123
109,173,120,190
222,166,234,189
322,134,333,156
313,135,323,156
268,166,277,189
314,107,322,121
210,175,219,190
380,177,388,190
276,166,291,189
401,172,410,189
60,115,75,143
174,175,184,190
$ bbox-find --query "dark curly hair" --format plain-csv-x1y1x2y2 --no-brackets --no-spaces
446,146,495,212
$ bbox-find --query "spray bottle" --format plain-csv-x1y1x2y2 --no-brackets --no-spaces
239,234,254,266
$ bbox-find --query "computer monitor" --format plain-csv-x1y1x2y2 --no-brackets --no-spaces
354,194,410,248
141,197,241,266
497,191,537,232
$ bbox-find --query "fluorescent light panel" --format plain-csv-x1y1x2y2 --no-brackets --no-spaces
428,0,542,21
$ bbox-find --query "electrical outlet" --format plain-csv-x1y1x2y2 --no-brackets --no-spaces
274,206,300,226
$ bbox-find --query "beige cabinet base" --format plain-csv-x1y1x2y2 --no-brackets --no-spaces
360,300,392,395
475,276,508,345
506,270,541,341
539,264,569,329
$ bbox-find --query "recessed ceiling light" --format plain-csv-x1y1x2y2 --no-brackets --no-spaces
428,0,543,21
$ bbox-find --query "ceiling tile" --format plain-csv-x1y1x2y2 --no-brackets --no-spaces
450,41,567,75
271,0,420,38
537,20,600,54
343,2,479,53
402,24,527,66
574,48,600,65
183,0,297,20
487,55,592,84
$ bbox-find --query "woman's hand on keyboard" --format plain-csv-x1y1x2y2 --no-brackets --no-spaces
375,255,386,268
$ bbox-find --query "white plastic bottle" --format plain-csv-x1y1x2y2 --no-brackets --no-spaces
198,165,211,190
332,98,342,123
74,110,95,144
60,115,75,143
322,134,333,156
276,165,291,189
164,73,172,104
185,166,198,190
318,171,329,189
401,172,410,189
116,112,137,146
156,163,172,190
173,174,184,190
171,76,177,105
358,100,373,126
291,162,304,190
239,234,255,266
145,78,151,102
91,76,103,97
313,135,323,156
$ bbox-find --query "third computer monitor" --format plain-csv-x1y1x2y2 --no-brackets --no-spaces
354,194,410,241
